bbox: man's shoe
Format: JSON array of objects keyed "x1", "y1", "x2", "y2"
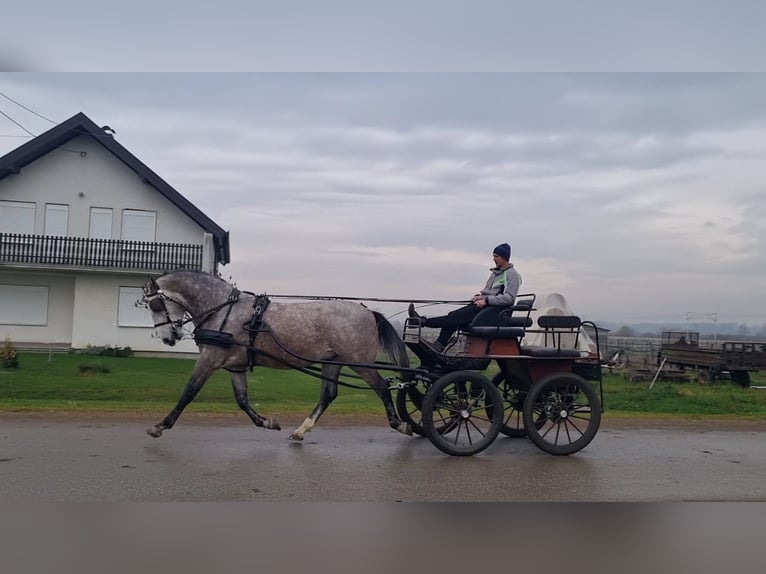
[{"x1": 408, "y1": 303, "x2": 421, "y2": 319}]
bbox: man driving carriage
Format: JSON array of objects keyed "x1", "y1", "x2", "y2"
[{"x1": 408, "y1": 242, "x2": 522, "y2": 352}]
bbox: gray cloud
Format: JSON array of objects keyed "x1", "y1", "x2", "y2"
[{"x1": 1, "y1": 73, "x2": 766, "y2": 325}]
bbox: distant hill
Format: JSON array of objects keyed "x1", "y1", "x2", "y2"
[{"x1": 594, "y1": 321, "x2": 763, "y2": 338}]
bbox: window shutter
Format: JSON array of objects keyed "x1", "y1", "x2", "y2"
[
  {"x1": 0, "y1": 201, "x2": 35, "y2": 234},
  {"x1": 0, "y1": 285, "x2": 48, "y2": 325},
  {"x1": 89, "y1": 208, "x2": 113, "y2": 239},
  {"x1": 121, "y1": 210, "x2": 156, "y2": 242},
  {"x1": 117, "y1": 287, "x2": 153, "y2": 327},
  {"x1": 45, "y1": 204, "x2": 69, "y2": 237}
]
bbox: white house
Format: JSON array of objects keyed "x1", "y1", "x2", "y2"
[{"x1": 0, "y1": 112, "x2": 230, "y2": 353}]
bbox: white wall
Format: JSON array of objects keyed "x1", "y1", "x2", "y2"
[
  {"x1": 0, "y1": 136, "x2": 205, "y2": 244},
  {"x1": 0, "y1": 270, "x2": 74, "y2": 344}
]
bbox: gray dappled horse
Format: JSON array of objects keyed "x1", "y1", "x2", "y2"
[{"x1": 142, "y1": 270, "x2": 412, "y2": 441}]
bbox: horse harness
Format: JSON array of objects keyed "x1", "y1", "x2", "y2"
[
  {"x1": 192, "y1": 290, "x2": 271, "y2": 372},
  {"x1": 148, "y1": 285, "x2": 271, "y2": 372}
]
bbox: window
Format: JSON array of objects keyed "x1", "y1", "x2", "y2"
[
  {"x1": 0, "y1": 200, "x2": 35, "y2": 234},
  {"x1": 45, "y1": 204, "x2": 69, "y2": 236},
  {"x1": 117, "y1": 287, "x2": 153, "y2": 327},
  {"x1": 89, "y1": 207, "x2": 113, "y2": 239},
  {"x1": 121, "y1": 210, "x2": 156, "y2": 243},
  {"x1": 0, "y1": 285, "x2": 48, "y2": 325}
]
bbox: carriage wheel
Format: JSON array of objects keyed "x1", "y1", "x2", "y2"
[
  {"x1": 396, "y1": 382, "x2": 428, "y2": 436},
  {"x1": 486, "y1": 372, "x2": 546, "y2": 438},
  {"x1": 731, "y1": 370, "x2": 751, "y2": 388},
  {"x1": 523, "y1": 373, "x2": 601, "y2": 456},
  {"x1": 422, "y1": 371, "x2": 503, "y2": 456},
  {"x1": 396, "y1": 381, "x2": 455, "y2": 437}
]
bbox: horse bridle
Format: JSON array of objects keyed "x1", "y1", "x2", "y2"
[
  {"x1": 142, "y1": 278, "x2": 190, "y2": 338},
  {"x1": 142, "y1": 277, "x2": 242, "y2": 341}
]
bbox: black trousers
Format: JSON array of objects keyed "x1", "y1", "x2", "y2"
[{"x1": 424, "y1": 304, "x2": 481, "y2": 346}]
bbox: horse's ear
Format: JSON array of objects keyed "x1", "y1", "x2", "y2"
[{"x1": 146, "y1": 276, "x2": 159, "y2": 295}]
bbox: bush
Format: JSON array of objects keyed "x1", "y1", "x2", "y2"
[
  {"x1": 78, "y1": 345, "x2": 134, "y2": 357},
  {"x1": 77, "y1": 362, "x2": 112, "y2": 374},
  {"x1": 1, "y1": 336, "x2": 19, "y2": 369}
]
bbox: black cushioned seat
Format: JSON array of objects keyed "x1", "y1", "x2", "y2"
[
  {"x1": 537, "y1": 315, "x2": 581, "y2": 329},
  {"x1": 520, "y1": 345, "x2": 583, "y2": 358},
  {"x1": 466, "y1": 300, "x2": 533, "y2": 339}
]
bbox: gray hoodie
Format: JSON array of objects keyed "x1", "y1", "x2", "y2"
[{"x1": 480, "y1": 264, "x2": 522, "y2": 306}]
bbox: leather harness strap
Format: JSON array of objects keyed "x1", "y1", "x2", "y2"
[{"x1": 246, "y1": 295, "x2": 271, "y2": 371}]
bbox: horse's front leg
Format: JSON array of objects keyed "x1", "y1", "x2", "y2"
[
  {"x1": 289, "y1": 364, "x2": 340, "y2": 441},
  {"x1": 229, "y1": 370, "x2": 281, "y2": 431},
  {"x1": 146, "y1": 359, "x2": 216, "y2": 438}
]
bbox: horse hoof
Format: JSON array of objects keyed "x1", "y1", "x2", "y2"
[
  {"x1": 267, "y1": 417, "x2": 281, "y2": 431},
  {"x1": 398, "y1": 422, "x2": 413, "y2": 436},
  {"x1": 289, "y1": 433, "x2": 304, "y2": 441},
  {"x1": 146, "y1": 426, "x2": 163, "y2": 438}
]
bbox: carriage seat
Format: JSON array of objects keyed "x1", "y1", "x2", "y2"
[
  {"x1": 519, "y1": 346, "x2": 583, "y2": 358},
  {"x1": 465, "y1": 298, "x2": 534, "y2": 340},
  {"x1": 520, "y1": 315, "x2": 584, "y2": 357}
]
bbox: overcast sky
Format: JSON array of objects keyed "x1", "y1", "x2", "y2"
[{"x1": 2, "y1": 73, "x2": 765, "y2": 327}]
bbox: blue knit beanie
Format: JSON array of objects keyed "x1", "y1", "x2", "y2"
[{"x1": 493, "y1": 243, "x2": 511, "y2": 260}]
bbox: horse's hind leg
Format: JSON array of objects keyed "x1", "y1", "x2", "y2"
[
  {"x1": 354, "y1": 366, "x2": 412, "y2": 436},
  {"x1": 289, "y1": 364, "x2": 340, "y2": 441},
  {"x1": 229, "y1": 370, "x2": 280, "y2": 431},
  {"x1": 147, "y1": 359, "x2": 215, "y2": 438}
]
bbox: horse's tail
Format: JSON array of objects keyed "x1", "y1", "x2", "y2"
[{"x1": 372, "y1": 311, "x2": 410, "y2": 373}]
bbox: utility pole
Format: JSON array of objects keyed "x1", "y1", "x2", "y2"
[{"x1": 686, "y1": 311, "x2": 718, "y2": 342}]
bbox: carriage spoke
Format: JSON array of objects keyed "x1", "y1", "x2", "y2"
[
  {"x1": 467, "y1": 418, "x2": 488, "y2": 438},
  {"x1": 505, "y1": 404, "x2": 524, "y2": 428},
  {"x1": 564, "y1": 417, "x2": 585, "y2": 438}
]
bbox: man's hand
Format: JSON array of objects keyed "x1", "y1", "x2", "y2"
[{"x1": 475, "y1": 298, "x2": 488, "y2": 308}]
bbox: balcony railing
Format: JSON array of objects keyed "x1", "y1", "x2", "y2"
[{"x1": 0, "y1": 233, "x2": 203, "y2": 272}]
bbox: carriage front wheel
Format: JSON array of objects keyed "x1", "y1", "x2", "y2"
[
  {"x1": 422, "y1": 371, "x2": 503, "y2": 456},
  {"x1": 523, "y1": 373, "x2": 601, "y2": 456}
]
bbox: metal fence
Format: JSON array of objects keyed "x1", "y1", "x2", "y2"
[{"x1": 0, "y1": 233, "x2": 203, "y2": 272}]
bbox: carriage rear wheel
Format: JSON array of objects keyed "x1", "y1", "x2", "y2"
[
  {"x1": 523, "y1": 373, "x2": 601, "y2": 456},
  {"x1": 422, "y1": 370, "x2": 503, "y2": 456},
  {"x1": 486, "y1": 372, "x2": 546, "y2": 437}
]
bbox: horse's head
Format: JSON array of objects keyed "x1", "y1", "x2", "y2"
[{"x1": 142, "y1": 276, "x2": 187, "y2": 346}]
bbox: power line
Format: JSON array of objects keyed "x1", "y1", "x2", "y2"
[
  {"x1": 0, "y1": 90, "x2": 57, "y2": 124},
  {"x1": 0, "y1": 108, "x2": 35, "y2": 137}
]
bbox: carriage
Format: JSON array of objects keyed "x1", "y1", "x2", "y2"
[
  {"x1": 142, "y1": 272, "x2": 604, "y2": 457},
  {"x1": 395, "y1": 294, "x2": 604, "y2": 456}
]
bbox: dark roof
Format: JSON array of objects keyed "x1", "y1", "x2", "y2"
[{"x1": 0, "y1": 112, "x2": 230, "y2": 264}]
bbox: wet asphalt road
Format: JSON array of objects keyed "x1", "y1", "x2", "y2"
[{"x1": 1, "y1": 413, "x2": 765, "y2": 501}]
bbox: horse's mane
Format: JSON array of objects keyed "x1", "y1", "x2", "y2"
[{"x1": 157, "y1": 269, "x2": 231, "y2": 285}]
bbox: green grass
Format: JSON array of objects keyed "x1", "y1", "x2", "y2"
[
  {"x1": 1, "y1": 352, "x2": 766, "y2": 418},
  {"x1": 0, "y1": 352, "x2": 388, "y2": 414},
  {"x1": 600, "y1": 373, "x2": 766, "y2": 418}
]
